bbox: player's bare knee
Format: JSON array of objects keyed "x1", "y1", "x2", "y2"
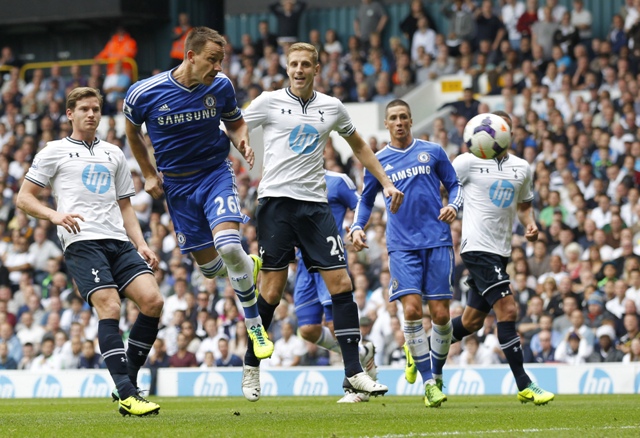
[
  {"x1": 92, "y1": 299, "x2": 121, "y2": 320},
  {"x1": 298, "y1": 324, "x2": 321, "y2": 343},
  {"x1": 403, "y1": 303, "x2": 422, "y2": 321},
  {"x1": 495, "y1": 300, "x2": 517, "y2": 322},
  {"x1": 139, "y1": 293, "x2": 164, "y2": 317}
]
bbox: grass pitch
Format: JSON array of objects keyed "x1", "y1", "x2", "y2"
[{"x1": 0, "y1": 395, "x2": 638, "y2": 437}]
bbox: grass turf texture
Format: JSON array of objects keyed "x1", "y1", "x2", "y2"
[{"x1": 0, "y1": 395, "x2": 638, "y2": 437}]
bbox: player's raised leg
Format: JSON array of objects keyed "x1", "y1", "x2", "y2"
[{"x1": 210, "y1": 223, "x2": 273, "y2": 360}]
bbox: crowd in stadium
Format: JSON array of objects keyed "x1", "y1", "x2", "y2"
[{"x1": 1, "y1": 0, "x2": 640, "y2": 379}]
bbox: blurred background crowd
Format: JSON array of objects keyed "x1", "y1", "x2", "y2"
[{"x1": 1, "y1": 0, "x2": 640, "y2": 383}]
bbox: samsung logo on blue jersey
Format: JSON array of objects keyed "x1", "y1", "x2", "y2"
[
  {"x1": 389, "y1": 165, "x2": 431, "y2": 183},
  {"x1": 157, "y1": 108, "x2": 217, "y2": 125}
]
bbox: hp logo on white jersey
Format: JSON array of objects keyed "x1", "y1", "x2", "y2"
[
  {"x1": 83, "y1": 164, "x2": 111, "y2": 194},
  {"x1": 289, "y1": 124, "x2": 320, "y2": 155},
  {"x1": 489, "y1": 180, "x2": 515, "y2": 208}
]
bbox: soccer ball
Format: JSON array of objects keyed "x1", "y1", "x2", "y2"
[{"x1": 463, "y1": 113, "x2": 511, "y2": 159}]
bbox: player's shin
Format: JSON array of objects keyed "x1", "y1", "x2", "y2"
[
  {"x1": 126, "y1": 313, "x2": 159, "y2": 387},
  {"x1": 99, "y1": 319, "x2": 137, "y2": 400},
  {"x1": 331, "y1": 291, "x2": 363, "y2": 377},
  {"x1": 430, "y1": 320, "x2": 452, "y2": 378},
  {"x1": 451, "y1": 315, "x2": 473, "y2": 343},
  {"x1": 497, "y1": 321, "x2": 531, "y2": 391},
  {"x1": 214, "y1": 230, "x2": 261, "y2": 324},
  {"x1": 404, "y1": 319, "x2": 433, "y2": 383},
  {"x1": 244, "y1": 294, "x2": 278, "y2": 367}
]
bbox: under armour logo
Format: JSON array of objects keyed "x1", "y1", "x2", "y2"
[
  {"x1": 69, "y1": 152, "x2": 79, "y2": 158},
  {"x1": 494, "y1": 266, "x2": 503, "y2": 280},
  {"x1": 501, "y1": 290, "x2": 509, "y2": 297},
  {"x1": 281, "y1": 108, "x2": 292, "y2": 114},
  {"x1": 319, "y1": 110, "x2": 325, "y2": 122},
  {"x1": 480, "y1": 168, "x2": 489, "y2": 173},
  {"x1": 105, "y1": 151, "x2": 112, "y2": 162},
  {"x1": 512, "y1": 168, "x2": 518, "y2": 179},
  {"x1": 338, "y1": 255, "x2": 345, "y2": 261},
  {"x1": 513, "y1": 346, "x2": 519, "y2": 352},
  {"x1": 121, "y1": 357, "x2": 126, "y2": 362},
  {"x1": 92, "y1": 268, "x2": 100, "y2": 283}
]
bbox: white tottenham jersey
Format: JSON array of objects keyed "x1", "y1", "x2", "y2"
[
  {"x1": 452, "y1": 152, "x2": 534, "y2": 257},
  {"x1": 24, "y1": 137, "x2": 135, "y2": 251},
  {"x1": 243, "y1": 88, "x2": 356, "y2": 202}
]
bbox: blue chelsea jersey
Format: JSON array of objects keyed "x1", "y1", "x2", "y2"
[
  {"x1": 123, "y1": 70, "x2": 243, "y2": 174},
  {"x1": 352, "y1": 139, "x2": 463, "y2": 251},
  {"x1": 325, "y1": 170, "x2": 359, "y2": 237}
]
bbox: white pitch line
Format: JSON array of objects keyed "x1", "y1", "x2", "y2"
[{"x1": 366, "y1": 425, "x2": 640, "y2": 438}]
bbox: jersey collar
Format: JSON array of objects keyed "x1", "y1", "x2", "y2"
[
  {"x1": 286, "y1": 87, "x2": 316, "y2": 113},
  {"x1": 386, "y1": 138, "x2": 416, "y2": 153},
  {"x1": 66, "y1": 136, "x2": 101, "y2": 152}
]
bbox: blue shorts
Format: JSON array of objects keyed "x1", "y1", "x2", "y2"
[
  {"x1": 388, "y1": 246, "x2": 454, "y2": 302},
  {"x1": 163, "y1": 160, "x2": 249, "y2": 254},
  {"x1": 293, "y1": 254, "x2": 333, "y2": 326}
]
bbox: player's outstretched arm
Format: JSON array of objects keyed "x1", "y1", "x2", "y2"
[
  {"x1": 125, "y1": 119, "x2": 164, "y2": 199},
  {"x1": 348, "y1": 228, "x2": 368, "y2": 252},
  {"x1": 16, "y1": 180, "x2": 84, "y2": 234},
  {"x1": 118, "y1": 198, "x2": 159, "y2": 269},
  {"x1": 517, "y1": 202, "x2": 539, "y2": 242},
  {"x1": 224, "y1": 118, "x2": 254, "y2": 170},
  {"x1": 344, "y1": 132, "x2": 404, "y2": 213}
]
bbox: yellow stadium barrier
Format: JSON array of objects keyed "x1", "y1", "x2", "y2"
[{"x1": 18, "y1": 57, "x2": 138, "y2": 82}]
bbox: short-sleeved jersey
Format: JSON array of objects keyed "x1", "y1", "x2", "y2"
[
  {"x1": 452, "y1": 152, "x2": 534, "y2": 257},
  {"x1": 123, "y1": 69, "x2": 242, "y2": 174},
  {"x1": 243, "y1": 88, "x2": 356, "y2": 202},
  {"x1": 352, "y1": 139, "x2": 463, "y2": 252},
  {"x1": 325, "y1": 170, "x2": 359, "y2": 237},
  {"x1": 24, "y1": 137, "x2": 135, "y2": 251}
]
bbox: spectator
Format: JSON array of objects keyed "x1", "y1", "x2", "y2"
[
  {"x1": 269, "y1": 321, "x2": 306, "y2": 367},
  {"x1": 0, "y1": 342, "x2": 17, "y2": 369},
  {"x1": 532, "y1": 329, "x2": 556, "y2": 363},
  {"x1": 475, "y1": 0, "x2": 506, "y2": 54},
  {"x1": 269, "y1": 0, "x2": 307, "y2": 40},
  {"x1": 215, "y1": 337, "x2": 243, "y2": 367},
  {"x1": 554, "y1": 331, "x2": 588, "y2": 364},
  {"x1": 354, "y1": 0, "x2": 388, "y2": 52},
  {"x1": 94, "y1": 26, "x2": 138, "y2": 79},
  {"x1": 31, "y1": 337, "x2": 62, "y2": 371},
  {"x1": 169, "y1": 332, "x2": 199, "y2": 367},
  {"x1": 439, "y1": 88, "x2": 480, "y2": 122},
  {"x1": 102, "y1": 60, "x2": 131, "y2": 115},
  {"x1": 622, "y1": 338, "x2": 640, "y2": 362},
  {"x1": 28, "y1": 227, "x2": 62, "y2": 285},
  {"x1": 441, "y1": 0, "x2": 475, "y2": 55},
  {"x1": 538, "y1": 0, "x2": 567, "y2": 23},
  {"x1": 532, "y1": 7, "x2": 560, "y2": 59},
  {"x1": 0, "y1": 321, "x2": 23, "y2": 364},
  {"x1": 587, "y1": 324, "x2": 624, "y2": 362},
  {"x1": 570, "y1": 0, "x2": 593, "y2": 42},
  {"x1": 253, "y1": 21, "x2": 279, "y2": 59},
  {"x1": 411, "y1": 16, "x2": 437, "y2": 62},
  {"x1": 145, "y1": 338, "x2": 170, "y2": 395},
  {"x1": 618, "y1": 312, "x2": 640, "y2": 354},
  {"x1": 16, "y1": 311, "x2": 45, "y2": 349},
  {"x1": 502, "y1": 0, "x2": 526, "y2": 50},
  {"x1": 169, "y1": 13, "x2": 192, "y2": 68},
  {"x1": 517, "y1": 0, "x2": 539, "y2": 39},
  {"x1": 609, "y1": 14, "x2": 627, "y2": 54},
  {"x1": 200, "y1": 350, "x2": 216, "y2": 368},
  {"x1": 459, "y1": 334, "x2": 499, "y2": 366}
]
